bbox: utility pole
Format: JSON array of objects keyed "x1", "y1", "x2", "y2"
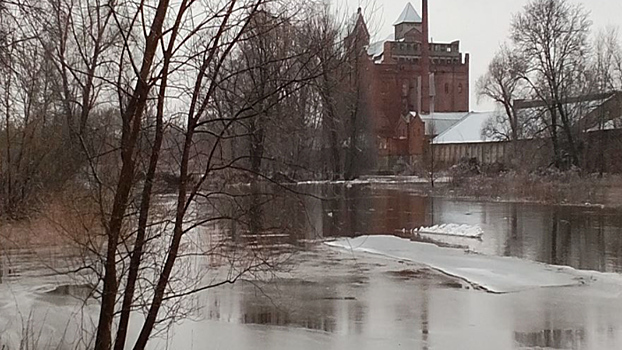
[{"x1": 429, "y1": 72, "x2": 436, "y2": 188}]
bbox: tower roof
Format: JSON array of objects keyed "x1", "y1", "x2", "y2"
[{"x1": 394, "y1": 2, "x2": 422, "y2": 25}]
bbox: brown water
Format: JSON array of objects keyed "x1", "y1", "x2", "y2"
[
  {"x1": 157, "y1": 246, "x2": 622, "y2": 350},
  {"x1": 285, "y1": 184, "x2": 622, "y2": 273},
  {"x1": 3, "y1": 183, "x2": 622, "y2": 349}
]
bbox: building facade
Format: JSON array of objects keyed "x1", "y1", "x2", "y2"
[{"x1": 349, "y1": 1, "x2": 470, "y2": 170}]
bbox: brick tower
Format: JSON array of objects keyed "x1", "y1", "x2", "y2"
[{"x1": 356, "y1": 1, "x2": 470, "y2": 169}]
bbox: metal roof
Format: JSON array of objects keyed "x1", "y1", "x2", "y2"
[
  {"x1": 415, "y1": 112, "x2": 469, "y2": 136},
  {"x1": 394, "y1": 2, "x2": 422, "y2": 25},
  {"x1": 432, "y1": 112, "x2": 499, "y2": 144}
]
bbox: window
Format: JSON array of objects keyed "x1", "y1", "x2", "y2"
[
  {"x1": 458, "y1": 83, "x2": 463, "y2": 94},
  {"x1": 402, "y1": 81, "x2": 409, "y2": 96},
  {"x1": 379, "y1": 140, "x2": 387, "y2": 150},
  {"x1": 398, "y1": 125, "x2": 407, "y2": 139},
  {"x1": 445, "y1": 83, "x2": 449, "y2": 94}
]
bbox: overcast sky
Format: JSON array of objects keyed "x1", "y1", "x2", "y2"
[{"x1": 340, "y1": 0, "x2": 622, "y2": 111}]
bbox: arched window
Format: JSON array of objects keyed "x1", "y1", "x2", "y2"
[{"x1": 402, "y1": 81, "x2": 409, "y2": 97}]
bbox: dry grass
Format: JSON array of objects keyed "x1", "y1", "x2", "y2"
[
  {"x1": 0, "y1": 188, "x2": 104, "y2": 250},
  {"x1": 439, "y1": 171, "x2": 622, "y2": 208}
]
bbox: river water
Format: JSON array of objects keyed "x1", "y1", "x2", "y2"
[
  {"x1": 2, "y1": 183, "x2": 622, "y2": 349},
  {"x1": 303, "y1": 185, "x2": 622, "y2": 273}
]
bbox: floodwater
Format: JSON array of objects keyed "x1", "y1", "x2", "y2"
[
  {"x1": 291, "y1": 184, "x2": 622, "y2": 273},
  {"x1": 3, "y1": 183, "x2": 622, "y2": 349}
]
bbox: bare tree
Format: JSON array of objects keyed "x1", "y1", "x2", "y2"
[
  {"x1": 342, "y1": 7, "x2": 374, "y2": 180},
  {"x1": 592, "y1": 27, "x2": 622, "y2": 92},
  {"x1": 0, "y1": 5, "x2": 71, "y2": 218},
  {"x1": 511, "y1": 0, "x2": 591, "y2": 168},
  {"x1": 587, "y1": 28, "x2": 622, "y2": 175},
  {"x1": 91, "y1": 1, "x2": 327, "y2": 349},
  {"x1": 218, "y1": 6, "x2": 321, "y2": 181},
  {"x1": 312, "y1": 3, "x2": 344, "y2": 179},
  {"x1": 477, "y1": 45, "x2": 528, "y2": 142},
  {"x1": 0, "y1": 1, "x2": 381, "y2": 349},
  {"x1": 310, "y1": 4, "x2": 376, "y2": 180}
]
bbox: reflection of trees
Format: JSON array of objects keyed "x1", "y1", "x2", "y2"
[
  {"x1": 248, "y1": 181, "x2": 264, "y2": 237},
  {"x1": 420, "y1": 279, "x2": 430, "y2": 350},
  {"x1": 514, "y1": 329, "x2": 585, "y2": 349},
  {"x1": 544, "y1": 208, "x2": 613, "y2": 271},
  {"x1": 323, "y1": 185, "x2": 370, "y2": 238},
  {"x1": 230, "y1": 186, "x2": 622, "y2": 272},
  {"x1": 597, "y1": 215, "x2": 606, "y2": 271},
  {"x1": 215, "y1": 282, "x2": 369, "y2": 334},
  {"x1": 323, "y1": 185, "x2": 344, "y2": 238},
  {"x1": 345, "y1": 186, "x2": 361, "y2": 237},
  {"x1": 548, "y1": 209, "x2": 572, "y2": 266},
  {"x1": 225, "y1": 182, "x2": 318, "y2": 249},
  {"x1": 614, "y1": 215, "x2": 622, "y2": 273},
  {"x1": 504, "y1": 203, "x2": 524, "y2": 257},
  {"x1": 559, "y1": 218, "x2": 572, "y2": 267},
  {"x1": 323, "y1": 187, "x2": 431, "y2": 238}
]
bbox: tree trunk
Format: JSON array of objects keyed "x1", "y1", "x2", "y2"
[
  {"x1": 320, "y1": 60, "x2": 341, "y2": 180},
  {"x1": 132, "y1": 119, "x2": 193, "y2": 350},
  {"x1": 113, "y1": 43, "x2": 170, "y2": 350},
  {"x1": 94, "y1": 1, "x2": 170, "y2": 349},
  {"x1": 556, "y1": 102, "x2": 580, "y2": 168},
  {"x1": 549, "y1": 107, "x2": 561, "y2": 168}
]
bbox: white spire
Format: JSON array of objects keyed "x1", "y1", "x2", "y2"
[{"x1": 394, "y1": 2, "x2": 422, "y2": 25}]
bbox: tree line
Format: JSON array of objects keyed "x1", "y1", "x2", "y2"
[
  {"x1": 0, "y1": 0, "x2": 374, "y2": 219},
  {"x1": 0, "y1": 0, "x2": 376, "y2": 349},
  {"x1": 477, "y1": 0, "x2": 622, "y2": 171}
]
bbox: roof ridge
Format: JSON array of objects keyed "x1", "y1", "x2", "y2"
[
  {"x1": 394, "y1": 2, "x2": 422, "y2": 25},
  {"x1": 434, "y1": 112, "x2": 472, "y2": 140}
]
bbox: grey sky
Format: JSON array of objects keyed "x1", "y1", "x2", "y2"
[{"x1": 343, "y1": 0, "x2": 622, "y2": 111}]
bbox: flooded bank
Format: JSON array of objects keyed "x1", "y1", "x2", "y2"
[
  {"x1": 290, "y1": 184, "x2": 622, "y2": 273},
  {"x1": 152, "y1": 246, "x2": 622, "y2": 350},
  {"x1": 3, "y1": 183, "x2": 622, "y2": 349}
]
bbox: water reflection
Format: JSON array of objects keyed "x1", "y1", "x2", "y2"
[
  {"x1": 515, "y1": 329, "x2": 586, "y2": 349},
  {"x1": 182, "y1": 247, "x2": 622, "y2": 350},
  {"x1": 4, "y1": 184, "x2": 622, "y2": 349},
  {"x1": 215, "y1": 184, "x2": 622, "y2": 272},
  {"x1": 276, "y1": 185, "x2": 622, "y2": 273},
  {"x1": 200, "y1": 254, "x2": 443, "y2": 344}
]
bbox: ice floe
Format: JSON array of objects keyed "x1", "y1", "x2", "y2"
[
  {"x1": 325, "y1": 235, "x2": 622, "y2": 294},
  {"x1": 414, "y1": 223, "x2": 484, "y2": 239}
]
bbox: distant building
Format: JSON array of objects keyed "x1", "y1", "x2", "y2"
[
  {"x1": 348, "y1": 1, "x2": 470, "y2": 171},
  {"x1": 432, "y1": 91, "x2": 622, "y2": 172}
]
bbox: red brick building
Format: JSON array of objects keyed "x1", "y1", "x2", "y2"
[{"x1": 349, "y1": 1, "x2": 470, "y2": 170}]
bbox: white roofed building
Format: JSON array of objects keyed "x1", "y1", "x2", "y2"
[{"x1": 348, "y1": 2, "x2": 471, "y2": 172}]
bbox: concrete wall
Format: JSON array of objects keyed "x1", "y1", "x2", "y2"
[
  {"x1": 433, "y1": 141, "x2": 510, "y2": 167},
  {"x1": 581, "y1": 129, "x2": 622, "y2": 173},
  {"x1": 432, "y1": 130, "x2": 622, "y2": 173}
]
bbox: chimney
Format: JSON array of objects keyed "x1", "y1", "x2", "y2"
[
  {"x1": 429, "y1": 72, "x2": 436, "y2": 116},
  {"x1": 417, "y1": 76, "x2": 422, "y2": 116},
  {"x1": 422, "y1": 0, "x2": 429, "y2": 43},
  {"x1": 422, "y1": 0, "x2": 430, "y2": 113}
]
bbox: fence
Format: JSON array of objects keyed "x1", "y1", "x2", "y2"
[{"x1": 432, "y1": 129, "x2": 622, "y2": 173}]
